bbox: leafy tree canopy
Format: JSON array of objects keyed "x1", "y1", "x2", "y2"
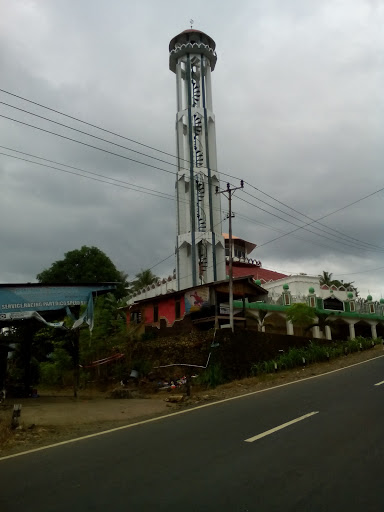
[
  {"x1": 286, "y1": 303, "x2": 316, "y2": 327},
  {"x1": 36, "y1": 246, "x2": 128, "y2": 298}
]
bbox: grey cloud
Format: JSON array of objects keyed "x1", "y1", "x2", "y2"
[{"x1": 0, "y1": 0, "x2": 383, "y2": 299}]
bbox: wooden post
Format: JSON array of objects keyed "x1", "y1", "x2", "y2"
[
  {"x1": 71, "y1": 305, "x2": 81, "y2": 399},
  {"x1": 22, "y1": 324, "x2": 34, "y2": 398},
  {"x1": 11, "y1": 404, "x2": 22, "y2": 429},
  {"x1": 73, "y1": 330, "x2": 80, "y2": 398},
  {"x1": 186, "y1": 370, "x2": 191, "y2": 397}
]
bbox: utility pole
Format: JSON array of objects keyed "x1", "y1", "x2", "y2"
[{"x1": 216, "y1": 180, "x2": 244, "y2": 332}]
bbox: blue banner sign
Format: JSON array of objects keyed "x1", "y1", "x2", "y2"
[{"x1": 0, "y1": 285, "x2": 115, "y2": 314}]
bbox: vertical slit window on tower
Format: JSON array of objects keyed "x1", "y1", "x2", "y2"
[{"x1": 153, "y1": 305, "x2": 159, "y2": 323}]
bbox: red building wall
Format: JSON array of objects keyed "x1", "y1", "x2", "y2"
[{"x1": 126, "y1": 295, "x2": 186, "y2": 328}]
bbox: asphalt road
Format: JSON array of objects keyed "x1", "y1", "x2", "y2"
[{"x1": 1, "y1": 356, "x2": 384, "y2": 512}]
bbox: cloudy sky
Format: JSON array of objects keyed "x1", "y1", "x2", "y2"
[{"x1": 0, "y1": 0, "x2": 383, "y2": 298}]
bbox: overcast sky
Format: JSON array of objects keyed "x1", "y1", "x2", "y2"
[{"x1": 0, "y1": 0, "x2": 383, "y2": 299}]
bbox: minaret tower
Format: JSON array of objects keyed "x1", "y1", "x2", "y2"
[{"x1": 169, "y1": 28, "x2": 225, "y2": 290}]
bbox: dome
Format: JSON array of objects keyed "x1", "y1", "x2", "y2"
[
  {"x1": 347, "y1": 292, "x2": 354, "y2": 299},
  {"x1": 169, "y1": 29, "x2": 217, "y2": 72},
  {"x1": 367, "y1": 295, "x2": 372, "y2": 301},
  {"x1": 169, "y1": 29, "x2": 216, "y2": 52},
  {"x1": 254, "y1": 279, "x2": 262, "y2": 286},
  {"x1": 283, "y1": 284, "x2": 289, "y2": 290},
  {"x1": 308, "y1": 287, "x2": 315, "y2": 294},
  {"x1": 380, "y1": 298, "x2": 384, "y2": 304}
]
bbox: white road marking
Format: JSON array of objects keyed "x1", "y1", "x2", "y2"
[
  {"x1": 244, "y1": 411, "x2": 319, "y2": 443},
  {"x1": 1, "y1": 354, "x2": 383, "y2": 462},
  {"x1": 374, "y1": 380, "x2": 384, "y2": 386}
]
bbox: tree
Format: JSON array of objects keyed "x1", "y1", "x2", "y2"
[
  {"x1": 286, "y1": 303, "x2": 336, "y2": 337},
  {"x1": 319, "y1": 271, "x2": 333, "y2": 286},
  {"x1": 37, "y1": 246, "x2": 128, "y2": 299},
  {"x1": 133, "y1": 269, "x2": 158, "y2": 291},
  {"x1": 319, "y1": 271, "x2": 359, "y2": 296},
  {"x1": 286, "y1": 303, "x2": 316, "y2": 329}
]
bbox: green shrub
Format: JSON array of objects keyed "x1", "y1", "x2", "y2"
[
  {"x1": 39, "y1": 347, "x2": 72, "y2": 387},
  {"x1": 197, "y1": 363, "x2": 224, "y2": 388},
  {"x1": 306, "y1": 342, "x2": 328, "y2": 363},
  {"x1": 251, "y1": 337, "x2": 378, "y2": 377}
]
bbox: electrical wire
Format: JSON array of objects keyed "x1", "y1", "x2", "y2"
[
  {"x1": 0, "y1": 100, "x2": 183, "y2": 171},
  {"x1": 0, "y1": 145, "x2": 234, "y2": 217},
  {"x1": 255, "y1": 186, "x2": 384, "y2": 250},
  {"x1": 2, "y1": 142, "x2": 379, "y2": 265},
  {"x1": 0, "y1": 113, "x2": 178, "y2": 176},
  {"x1": 236, "y1": 195, "x2": 384, "y2": 254},
  {"x1": 0, "y1": 92, "x2": 238, "y2": 182},
  {"x1": 0, "y1": 89, "x2": 380, "y2": 253},
  {"x1": 0, "y1": 87, "x2": 188, "y2": 162},
  {"x1": 240, "y1": 189, "x2": 384, "y2": 252},
  {"x1": 0, "y1": 144, "x2": 175, "y2": 198},
  {"x1": 244, "y1": 181, "x2": 384, "y2": 251},
  {"x1": 0, "y1": 151, "x2": 175, "y2": 200},
  {"x1": 1, "y1": 89, "x2": 382, "y2": 262}
]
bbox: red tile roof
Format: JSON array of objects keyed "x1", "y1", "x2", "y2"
[{"x1": 228, "y1": 263, "x2": 287, "y2": 283}]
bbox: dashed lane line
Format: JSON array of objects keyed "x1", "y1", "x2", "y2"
[{"x1": 244, "y1": 411, "x2": 319, "y2": 443}]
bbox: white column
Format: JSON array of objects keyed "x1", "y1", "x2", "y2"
[
  {"x1": 371, "y1": 323, "x2": 378, "y2": 339},
  {"x1": 286, "y1": 320, "x2": 294, "y2": 335},
  {"x1": 349, "y1": 323, "x2": 356, "y2": 340},
  {"x1": 325, "y1": 325, "x2": 332, "y2": 340},
  {"x1": 312, "y1": 326, "x2": 320, "y2": 338}
]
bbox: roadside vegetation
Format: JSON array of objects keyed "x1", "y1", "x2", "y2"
[{"x1": 251, "y1": 337, "x2": 380, "y2": 376}]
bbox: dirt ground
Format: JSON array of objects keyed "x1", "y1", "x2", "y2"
[{"x1": 1, "y1": 345, "x2": 383, "y2": 457}]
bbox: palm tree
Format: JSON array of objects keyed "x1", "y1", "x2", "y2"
[
  {"x1": 319, "y1": 271, "x2": 333, "y2": 286},
  {"x1": 133, "y1": 269, "x2": 159, "y2": 291},
  {"x1": 318, "y1": 272, "x2": 358, "y2": 295}
]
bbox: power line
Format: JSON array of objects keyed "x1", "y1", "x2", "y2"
[
  {"x1": 1, "y1": 89, "x2": 380, "y2": 253},
  {"x1": 142, "y1": 184, "x2": 384, "y2": 276},
  {"x1": 1, "y1": 89, "x2": 382, "y2": 259},
  {"x1": 0, "y1": 145, "x2": 365, "y2": 274},
  {"x1": 0, "y1": 151, "x2": 175, "y2": 200},
  {"x1": 2, "y1": 145, "x2": 347, "y2": 266},
  {"x1": 2, "y1": 143, "x2": 381, "y2": 268},
  {"x1": 233, "y1": 211, "x2": 371, "y2": 255},
  {"x1": 0, "y1": 113, "x2": 179, "y2": 176},
  {"x1": 0, "y1": 144, "x2": 174, "y2": 199},
  {"x1": 0, "y1": 91, "x2": 239, "y2": 183},
  {"x1": 241, "y1": 188, "x2": 384, "y2": 252},
  {"x1": 0, "y1": 100, "x2": 183, "y2": 171},
  {"x1": 0, "y1": 111, "x2": 239, "y2": 193},
  {"x1": 0, "y1": 145, "x2": 233, "y2": 217},
  {"x1": 245, "y1": 181, "x2": 384, "y2": 251},
  {"x1": 3, "y1": 141, "x2": 373, "y2": 259},
  {"x1": 337, "y1": 266, "x2": 384, "y2": 276},
  {"x1": 0, "y1": 88, "x2": 182, "y2": 161},
  {"x1": 255, "y1": 186, "x2": 384, "y2": 250},
  {"x1": 239, "y1": 191, "x2": 369, "y2": 252},
  {"x1": 237, "y1": 195, "x2": 384, "y2": 254}
]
